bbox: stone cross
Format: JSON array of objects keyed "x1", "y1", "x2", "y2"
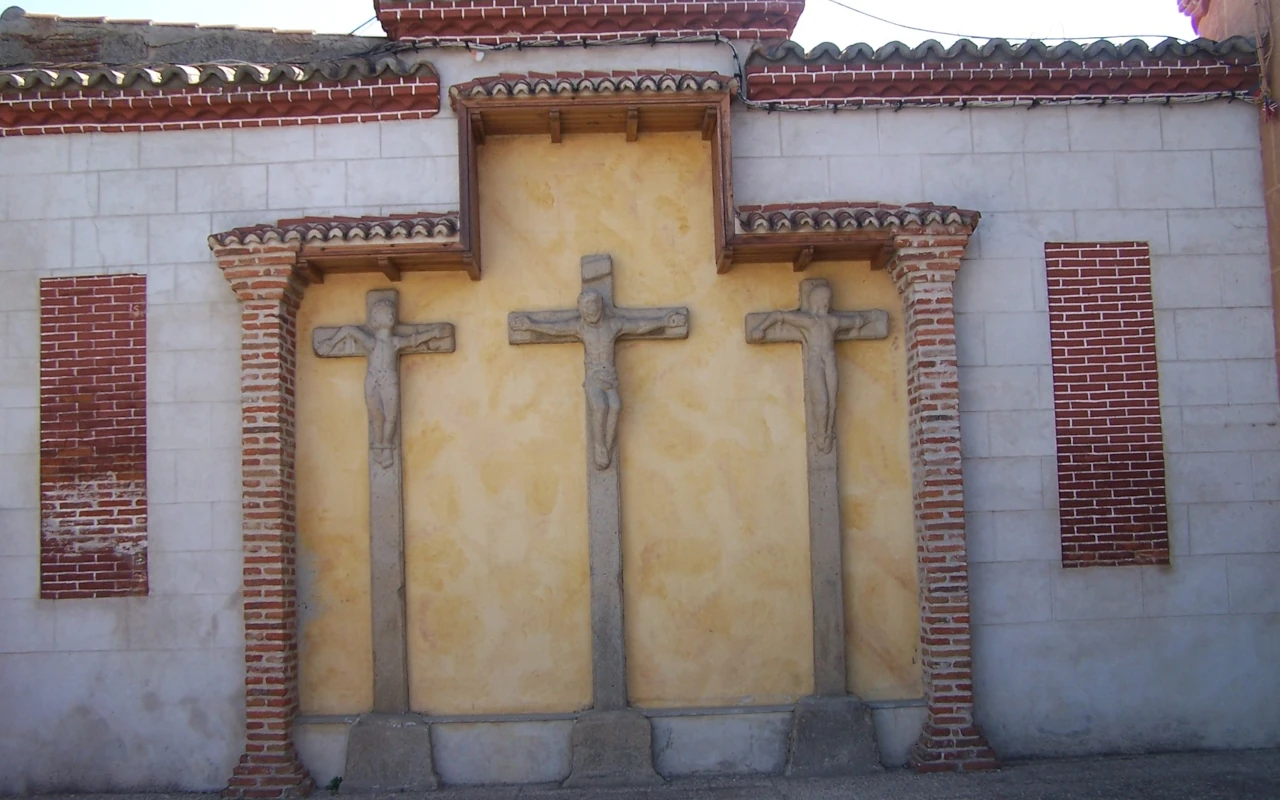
[
  {"x1": 509, "y1": 254, "x2": 689, "y2": 712},
  {"x1": 746, "y1": 278, "x2": 888, "y2": 697},
  {"x1": 313, "y1": 289, "x2": 455, "y2": 715}
]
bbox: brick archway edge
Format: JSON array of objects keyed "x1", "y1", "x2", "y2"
[{"x1": 212, "y1": 225, "x2": 993, "y2": 796}]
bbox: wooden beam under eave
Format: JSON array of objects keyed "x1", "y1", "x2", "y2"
[
  {"x1": 716, "y1": 246, "x2": 735, "y2": 274},
  {"x1": 549, "y1": 110, "x2": 562, "y2": 144},
  {"x1": 625, "y1": 108, "x2": 639, "y2": 143},
  {"x1": 297, "y1": 259, "x2": 324, "y2": 285},
  {"x1": 792, "y1": 246, "x2": 815, "y2": 273},
  {"x1": 701, "y1": 107, "x2": 717, "y2": 142},
  {"x1": 377, "y1": 256, "x2": 403, "y2": 283},
  {"x1": 471, "y1": 111, "x2": 487, "y2": 146},
  {"x1": 462, "y1": 252, "x2": 480, "y2": 281},
  {"x1": 871, "y1": 243, "x2": 895, "y2": 270}
]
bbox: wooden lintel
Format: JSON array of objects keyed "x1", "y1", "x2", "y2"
[
  {"x1": 871, "y1": 243, "x2": 895, "y2": 271},
  {"x1": 377, "y1": 256, "x2": 403, "y2": 283},
  {"x1": 701, "y1": 107, "x2": 717, "y2": 142},
  {"x1": 792, "y1": 246, "x2": 815, "y2": 273},
  {"x1": 471, "y1": 111, "x2": 487, "y2": 146},
  {"x1": 625, "y1": 108, "x2": 639, "y2": 143},
  {"x1": 549, "y1": 110, "x2": 562, "y2": 144}
]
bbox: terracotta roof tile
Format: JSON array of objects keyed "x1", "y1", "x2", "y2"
[
  {"x1": 449, "y1": 70, "x2": 736, "y2": 102},
  {"x1": 737, "y1": 203, "x2": 981, "y2": 233},
  {"x1": 209, "y1": 213, "x2": 460, "y2": 248}
]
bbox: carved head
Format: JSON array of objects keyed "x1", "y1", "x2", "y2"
[
  {"x1": 578, "y1": 290, "x2": 605, "y2": 325},
  {"x1": 369, "y1": 299, "x2": 397, "y2": 330},
  {"x1": 806, "y1": 282, "x2": 832, "y2": 315}
]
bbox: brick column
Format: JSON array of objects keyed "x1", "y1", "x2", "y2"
[
  {"x1": 214, "y1": 243, "x2": 314, "y2": 799},
  {"x1": 888, "y1": 229, "x2": 997, "y2": 773}
]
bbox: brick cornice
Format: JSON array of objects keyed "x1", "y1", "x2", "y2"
[{"x1": 374, "y1": 0, "x2": 805, "y2": 43}]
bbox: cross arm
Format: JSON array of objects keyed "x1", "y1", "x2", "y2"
[
  {"x1": 314, "y1": 324, "x2": 374, "y2": 358},
  {"x1": 745, "y1": 310, "x2": 804, "y2": 344},
  {"x1": 395, "y1": 323, "x2": 456, "y2": 354},
  {"x1": 832, "y1": 310, "x2": 890, "y2": 341},
  {"x1": 615, "y1": 306, "x2": 690, "y2": 341},
  {"x1": 508, "y1": 309, "x2": 582, "y2": 345}
]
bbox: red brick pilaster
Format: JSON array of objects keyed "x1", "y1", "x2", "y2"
[
  {"x1": 215, "y1": 243, "x2": 313, "y2": 799},
  {"x1": 888, "y1": 230, "x2": 997, "y2": 773}
]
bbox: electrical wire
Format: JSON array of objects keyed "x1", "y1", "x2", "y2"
[
  {"x1": 347, "y1": 15, "x2": 378, "y2": 36},
  {"x1": 819, "y1": 0, "x2": 1194, "y2": 43}
]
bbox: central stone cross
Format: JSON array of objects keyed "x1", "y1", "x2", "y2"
[
  {"x1": 509, "y1": 253, "x2": 689, "y2": 785},
  {"x1": 746, "y1": 278, "x2": 888, "y2": 776}
]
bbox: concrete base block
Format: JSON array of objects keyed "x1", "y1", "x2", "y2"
[
  {"x1": 434, "y1": 720, "x2": 573, "y2": 785},
  {"x1": 563, "y1": 710, "x2": 663, "y2": 787},
  {"x1": 870, "y1": 703, "x2": 928, "y2": 768},
  {"x1": 784, "y1": 696, "x2": 881, "y2": 778},
  {"x1": 340, "y1": 714, "x2": 438, "y2": 793},
  {"x1": 652, "y1": 712, "x2": 791, "y2": 777}
]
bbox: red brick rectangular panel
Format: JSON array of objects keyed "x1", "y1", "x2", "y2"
[
  {"x1": 1045, "y1": 243, "x2": 1170, "y2": 568},
  {"x1": 40, "y1": 274, "x2": 148, "y2": 599}
]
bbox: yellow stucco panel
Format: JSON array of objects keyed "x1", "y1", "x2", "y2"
[{"x1": 295, "y1": 131, "x2": 920, "y2": 716}]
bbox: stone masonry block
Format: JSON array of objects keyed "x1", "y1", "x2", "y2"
[
  {"x1": 1168, "y1": 453, "x2": 1255, "y2": 505},
  {"x1": 1052, "y1": 567, "x2": 1144, "y2": 621},
  {"x1": 733, "y1": 156, "x2": 828, "y2": 204},
  {"x1": 959, "y1": 411, "x2": 990, "y2": 458},
  {"x1": 0, "y1": 555, "x2": 37, "y2": 599},
  {"x1": 173, "y1": 447, "x2": 240, "y2": 503},
  {"x1": 0, "y1": 135, "x2": 70, "y2": 175},
  {"x1": 964, "y1": 456, "x2": 1046, "y2": 512},
  {"x1": 781, "y1": 111, "x2": 878, "y2": 156},
  {"x1": 1117, "y1": 152, "x2": 1214, "y2": 209},
  {"x1": 1160, "y1": 102, "x2": 1260, "y2": 150},
  {"x1": 434, "y1": 720, "x2": 572, "y2": 785},
  {"x1": 1252, "y1": 452, "x2": 1280, "y2": 501},
  {"x1": 150, "y1": 551, "x2": 241, "y2": 596},
  {"x1": 1169, "y1": 208, "x2": 1268, "y2": 255},
  {"x1": 985, "y1": 410, "x2": 1056, "y2": 457},
  {"x1": 380, "y1": 118, "x2": 459, "y2": 158},
  {"x1": 148, "y1": 214, "x2": 215, "y2": 265},
  {"x1": 1025, "y1": 153, "x2": 1118, "y2": 210},
  {"x1": 149, "y1": 402, "x2": 213, "y2": 451},
  {"x1": 1226, "y1": 554, "x2": 1280, "y2": 613},
  {"x1": 51, "y1": 599, "x2": 129, "y2": 651},
  {"x1": 1212, "y1": 149, "x2": 1266, "y2": 208},
  {"x1": 784, "y1": 696, "x2": 880, "y2": 777},
  {"x1": 1228, "y1": 360, "x2": 1280, "y2": 405},
  {"x1": 341, "y1": 715, "x2": 438, "y2": 792},
  {"x1": 100, "y1": 169, "x2": 176, "y2": 215},
  {"x1": 954, "y1": 258, "x2": 1037, "y2": 312},
  {"x1": 1074, "y1": 210, "x2": 1171, "y2": 254},
  {"x1": 1152, "y1": 256, "x2": 1226, "y2": 308},
  {"x1": 3, "y1": 173, "x2": 98, "y2": 220},
  {"x1": 69, "y1": 133, "x2": 140, "y2": 173},
  {"x1": 989, "y1": 509, "x2": 1061, "y2": 562},
  {"x1": 0, "y1": 599, "x2": 55, "y2": 653},
  {"x1": 652, "y1": 712, "x2": 790, "y2": 777},
  {"x1": 346, "y1": 157, "x2": 458, "y2": 206},
  {"x1": 126, "y1": 593, "x2": 242, "y2": 650},
  {"x1": 1188, "y1": 501, "x2": 1280, "y2": 554},
  {"x1": 1159, "y1": 360, "x2": 1230, "y2": 407},
  {"x1": 564, "y1": 710, "x2": 662, "y2": 787},
  {"x1": 1221, "y1": 256, "x2": 1276, "y2": 307},
  {"x1": 232, "y1": 126, "x2": 316, "y2": 164},
  {"x1": 828, "y1": 156, "x2": 924, "y2": 205},
  {"x1": 970, "y1": 213, "x2": 1076, "y2": 258},
  {"x1": 730, "y1": 109, "x2": 780, "y2": 157},
  {"x1": 72, "y1": 217, "x2": 149, "y2": 269},
  {"x1": 268, "y1": 162, "x2": 347, "y2": 210},
  {"x1": 958, "y1": 365, "x2": 1049, "y2": 412},
  {"x1": 1140, "y1": 556, "x2": 1230, "y2": 618},
  {"x1": 971, "y1": 106, "x2": 1069, "y2": 153},
  {"x1": 140, "y1": 128, "x2": 235, "y2": 168},
  {"x1": 177, "y1": 165, "x2": 267, "y2": 213},
  {"x1": 316, "y1": 123, "x2": 381, "y2": 161},
  {"x1": 148, "y1": 502, "x2": 214, "y2": 553},
  {"x1": 1066, "y1": 104, "x2": 1162, "y2": 151},
  {"x1": 1, "y1": 406, "x2": 36, "y2": 455},
  {"x1": 876, "y1": 107, "x2": 972, "y2": 154},
  {"x1": 970, "y1": 561, "x2": 1054, "y2": 625},
  {"x1": 1174, "y1": 308, "x2": 1275, "y2": 360},
  {"x1": 922, "y1": 153, "x2": 1028, "y2": 211},
  {"x1": 983, "y1": 312, "x2": 1050, "y2": 366}
]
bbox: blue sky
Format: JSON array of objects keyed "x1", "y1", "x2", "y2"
[{"x1": 12, "y1": 0, "x2": 1197, "y2": 46}]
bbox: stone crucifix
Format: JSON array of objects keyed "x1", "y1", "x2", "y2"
[
  {"x1": 509, "y1": 254, "x2": 688, "y2": 786},
  {"x1": 746, "y1": 279, "x2": 889, "y2": 699},
  {"x1": 314, "y1": 289, "x2": 455, "y2": 715}
]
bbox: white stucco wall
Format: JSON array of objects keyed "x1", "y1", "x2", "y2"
[
  {"x1": 1, "y1": 39, "x2": 1276, "y2": 790},
  {"x1": 732, "y1": 99, "x2": 1280, "y2": 755}
]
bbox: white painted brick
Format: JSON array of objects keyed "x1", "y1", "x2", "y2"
[
  {"x1": 958, "y1": 365, "x2": 1049, "y2": 412},
  {"x1": 1141, "y1": 557, "x2": 1229, "y2": 617},
  {"x1": 1168, "y1": 208, "x2": 1267, "y2": 255},
  {"x1": 986, "y1": 410, "x2": 1056, "y2": 457},
  {"x1": 0, "y1": 555, "x2": 37, "y2": 599},
  {"x1": 989, "y1": 509, "x2": 1061, "y2": 562},
  {"x1": 1052, "y1": 566, "x2": 1144, "y2": 621},
  {"x1": 955, "y1": 312, "x2": 984, "y2": 366},
  {"x1": 346, "y1": 157, "x2": 458, "y2": 207},
  {"x1": 211, "y1": 501, "x2": 242, "y2": 552},
  {"x1": 1180, "y1": 404, "x2": 1280, "y2": 453},
  {"x1": 2, "y1": 406, "x2": 36, "y2": 456},
  {"x1": 966, "y1": 511, "x2": 997, "y2": 562},
  {"x1": 1066, "y1": 105, "x2": 1162, "y2": 151},
  {"x1": 3, "y1": 173, "x2": 98, "y2": 220},
  {"x1": 177, "y1": 165, "x2": 268, "y2": 213},
  {"x1": 148, "y1": 213, "x2": 213, "y2": 265},
  {"x1": 953, "y1": 258, "x2": 1037, "y2": 312},
  {"x1": 1227, "y1": 554, "x2": 1280, "y2": 613},
  {"x1": 780, "y1": 111, "x2": 878, "y2": 156},
  {"x1": 1169, "y1": 452, "x2": 1256, "y2": 505},
  {"x1": 380, "y1": 119, "x2": 459, "y2": 158},
  {"x1": 827, "y1": 156, "x2": 923, "y2": 205},
  {"x1": 1252, "y1": 452, "x2": 1280, "y2": 501},
  {"x1": 971, "y1": 107, "x2": 1069, "y2": 153},
  {"x1": 1227, "y1": 360, "x2": 1280, "y2": 406},
  {"x1": 0, "y1": 136, "x2": 69, "y2": 175},
  {"x1": 0, "y1": 600, "x2": 55, "y2": 653},
  {"x1": 1116, "y1": 152, "x2": 1214, "y2": 210},
  {"x1": 921, "y1": 154, "x2": 1027, "y2": 212},
  {"x1": 1158, "y1": 360, "x2": 1229, "y2": 407},
  {"x1": 126, "y1": 593, "x2": 242, "y2": 650},
  {"x1": 99, "y1": 170, "x2": 176, "y2": 216},
  {"x1": 174, "y1": 352, "x2": 240, "y2": 403},
  {"x1": 1151, "y1": 256, "x2": 1222, "y2": 309},
  {"x1": 315, "y1": 123, "x2": 381, "y2": 161},
  {"x1": 69, "y1": 132, "x2": 140, "y2": 172},
  {"x1": 1025, "y1": 153, "x2": 1118, "y2": 210},
  {"x1": 730, "y1": 109, "x2": 781, "y2": 157},
  {"x1": 971, "y1": 561, "x2": 1053, "y2": 624},
  {"x1": 1212, "y1": 149, "x2": 1265, "y2": 208},
  {"x1": 150, "y1": 402, "x2": 213, "y2": 451},
  {"x1": 1174, "y1": 308, "x2": 1275, "y2": 360},
  {"x1": 5, "y1": 310, "x2": 36, "y2": 359},
  {"x1": 0, "y1": 273, "x2": 37, "y2": 312},
  {"x1": 52, "y1": 599, "x2": 130, "y2": 651},
  {"x1": 174, "y1": 447, "x2": 241, "y2": 503},
  {"x1": 72, "y1": 216, "x2": 149, "y2": 269},
  {"x1": 151, "y1": 551, "x2": 242, "y2": 596},
  {"x1": 140, "y1": 129, "x2": 234, "y2": 168},
  {"x1": 0, "y1": 509, "x2": 36, "y2": 556},
  {"x1": 268, "y1": 161, "x2": 347, "y2": 210},
  {"x1": 959, "y1": 411, "x2": 990, "y2": 458},
  {"x1": 1220, "y1": 255, "x2": 1274, "y2": 307},
  {"x1": 732, "y1": 157, "x2": 828, "y2": 204},
  {"x1": 983, "y1": 312, "x2": 1050, "y2": 366},
  {"x1": 233, "y1": 127, "x2": 316, "y2": 164},
  {"x1": 0, "y1": 454, "x2": 36, "y2": 508},
  {"x1": 969, "y1": 212, "x2": 1075, "y2": 258},
  {"x1": 965, "y1": 456, "x2": 1046, "y2": 511},
  {"x1": 876, "y1": 108, "x2": 972, "y2": 154},
  {"x1": 1160, "y1": 102, "x2": 1259, "y2": 151},
  {"x1": 149, "y1": 502, "x2": 214, "y2": 553},
  {"x1": 1073, "y1": 210, "x2": 1170, "y2": 255},
  {"x1": 1188, "y1": 501, "x2": 1280, "y2": 554},
  {"x1": 149, "y1": 303, "x2": 212, "y2": 352}
]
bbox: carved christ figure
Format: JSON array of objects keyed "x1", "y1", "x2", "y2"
[
  {"x1": 509, "y1": 256, "x2": 689, "y2": 470},
  {"x1": 314, "y1": 291, "x2": 455, "y2": 468},
  {"x1": 747, "y1": 280, "x2": 889, "y2": 454}
]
